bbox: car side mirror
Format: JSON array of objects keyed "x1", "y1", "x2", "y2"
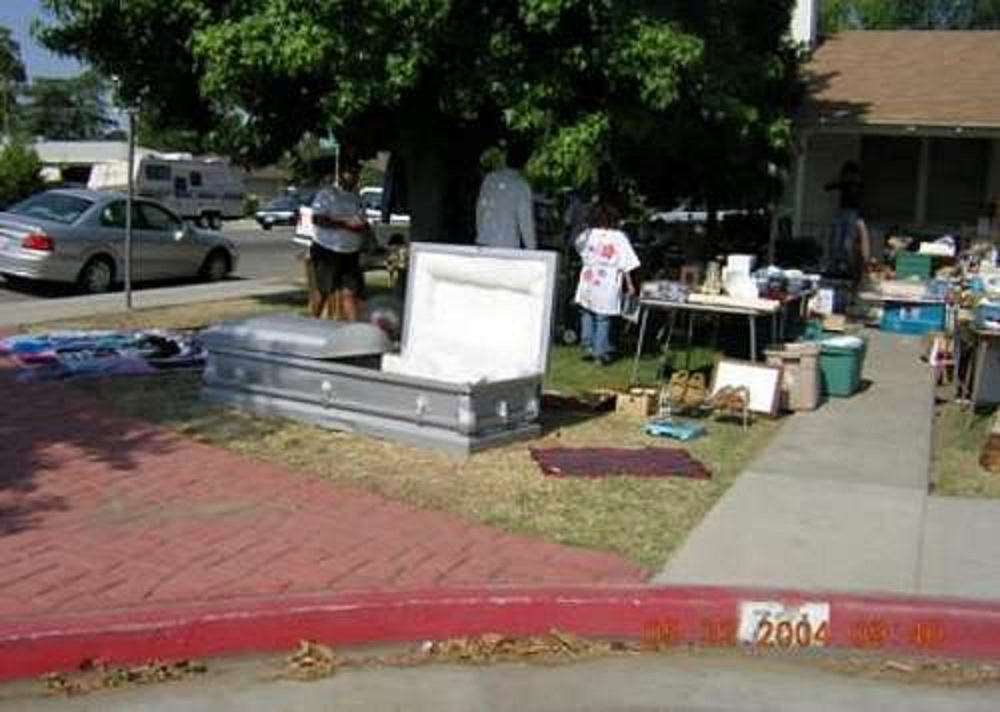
[{"x1": 173, "y1": 226, "x2": 189, "y2": 241}]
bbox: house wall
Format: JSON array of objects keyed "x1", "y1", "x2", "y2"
[{"x1": 786, "y1": 132, "x2": 1000, "y2": 241}]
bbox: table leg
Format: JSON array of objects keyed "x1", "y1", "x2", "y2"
[
  {"x1": 686, "y1": 311, "x2": 696, "y2": 370},
  {"x1": 971, "y1": 338, "x2": 987, "y2": 407},
  {"x1": 629, "y1": 306, "x2": 650, "y2": 385},
  {"x1": 664, "y1": 309, "x2": 677, "y2": 355},
  {"x1": 749, "y1": 315, "x2": 758, "y2": 362}
]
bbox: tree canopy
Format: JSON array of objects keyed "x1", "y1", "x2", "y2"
[
  {"x1": 16, "y1": 70, "x2": 115, "y2": 140},
  {"x1": 0, "y1": 25, "x2": 27, "y2": 137},
  {"x1": 38, "y1": 1, "x2": 802, "y2": 236}
]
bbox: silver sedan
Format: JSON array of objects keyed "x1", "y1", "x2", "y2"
[{"x1": 0, "y1": 188, "x2": 240, "y2": 294}]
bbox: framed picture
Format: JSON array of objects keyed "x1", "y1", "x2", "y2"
[{"x1": 710, "y1": 359, "x2": 781, "y2": 415}]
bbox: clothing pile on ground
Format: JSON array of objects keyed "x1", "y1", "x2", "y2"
[{"x1": 0, "y1": 329, "x2": 205, "y2": 382}]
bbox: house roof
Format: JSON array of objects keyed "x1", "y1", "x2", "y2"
[
  {"x1": 32, "y1": 141, "x2": 155, "y2": 165},
  {"x1": 800, "y1": 31, "x2": 1000, "y2": 131}
]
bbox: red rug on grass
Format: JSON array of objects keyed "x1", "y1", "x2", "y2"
[{"x1": 529, "y1": 447, "x2": 711, "y2": 480}]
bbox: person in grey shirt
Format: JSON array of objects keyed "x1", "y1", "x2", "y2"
[{"x1": 475, "y1": 147, "x2": 536, "y2": 249}]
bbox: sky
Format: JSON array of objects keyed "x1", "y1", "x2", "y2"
[{"x1": 0, "y1": 0, "x2": 83, "y2": 79}]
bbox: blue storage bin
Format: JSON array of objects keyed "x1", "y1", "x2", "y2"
[
  {"x1": 976, "y1": 301, "x2": 1000, "y2": 328},
  {"x1": 880, "y1": 302, "x2": 945, "y2": 335}
]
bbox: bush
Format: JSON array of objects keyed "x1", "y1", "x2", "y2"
[
  {"x1": 243, "y1": 193, "x2": 260, "y2": 217},
  {"x1": 0, "y1": 141, "x2": 45, "y2": 208}
]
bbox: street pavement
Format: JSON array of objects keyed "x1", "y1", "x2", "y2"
[
  {"x1": 3, "y1": 651, "x2": 999, "y2": 711},
  {"x1": 0, "y1": 223, "x2": 302, "y2": 309},
  {"x1": 656, "y1": 332, "x2": 1000, "y2": 599}
]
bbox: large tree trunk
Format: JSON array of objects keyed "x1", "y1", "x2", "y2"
[{"x1": 394, "y1": 112, "x2": 490, "y2": 244}]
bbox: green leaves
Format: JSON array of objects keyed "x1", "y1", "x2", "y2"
[
  {"x1": 526, "y1": 113, "x2": 608, "y2": 189},
  {"x1": 612, "y1": 19, "x2": 703, "y2": 110},
  {"x1": 0, "y1": 141, "x2": 44, "y2": 207}
]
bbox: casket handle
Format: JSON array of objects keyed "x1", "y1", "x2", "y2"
[
  {"x1": 321, "y1": 380, "x2": 335, "y2": 407},
  {"x1": 415, "y1": 394, "x2": 430, "y2": 424}
]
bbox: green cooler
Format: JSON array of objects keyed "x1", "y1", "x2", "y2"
[{"x1": 819, "y1": 335, "x2": 866, "y2": 397}]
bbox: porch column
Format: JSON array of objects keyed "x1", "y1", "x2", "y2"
[
  {"x1": 792, "y1": 133, "x2": 810, "y2": 236},
  {"x1": 915, "y1": 136, "x2": 930, "y2": 226}
]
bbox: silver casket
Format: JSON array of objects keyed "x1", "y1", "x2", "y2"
[{"x1": 200, "y1": 243, "x2": 559, "y2": 453}]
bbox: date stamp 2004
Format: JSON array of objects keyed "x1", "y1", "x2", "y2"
[{"x1": 640, "y1": 600, "x2": 948, "y2": 653}]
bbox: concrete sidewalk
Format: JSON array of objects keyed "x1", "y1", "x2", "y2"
[
  {"x1": 0, "y1": 278, "x2": 301, "y2": 328},
  {"x1": 656, "y1": 331, "x2": 1000, "y2": 599}
]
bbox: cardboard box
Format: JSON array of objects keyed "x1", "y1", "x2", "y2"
[
  {"x1": 592, "y1": 387, "x2": 659, "y2": 417},
  {"x1": 822, "y1": 314, "x2": 848, "y2": 332}
]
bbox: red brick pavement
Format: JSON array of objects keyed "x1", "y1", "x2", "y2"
[{"x1": 0, "y1": 364, "x2": 647, "y2": 622}]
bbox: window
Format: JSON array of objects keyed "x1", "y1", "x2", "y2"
[
  {"x1": 927, "y1": 138, "x2": 989, "y2": 225},
  {"x1": 144, "y1": 163, "x2": 172, "y2": 181},
  {"x1": 9, "y1": 192, "x2": 94, "y2": 225},
  {"x1": 361, "y1": 191, "x2": 382, "y2": 213},
  {"x1": 860, "y1": 137, "x2": 920, "y2": 223},
  {"x1": 138, "y1": 202, "x2": 182, "y2": 232},
  {"x1": 100, "y1": 201, "x2": 127, "y2": 228},
  {"x1": 174, "y1": 177, "x2": 189, "y2": 196},
  {"x1": 190, "y1": 171, "x2": 203, "y2": 187}
]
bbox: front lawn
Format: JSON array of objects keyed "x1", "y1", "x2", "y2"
[
  {"x1": 933, "y1": 401, "x2": 1000, "y2": 498},
  {"x1": 41, "y1": 294, "x2": 781, "y2": 570}
]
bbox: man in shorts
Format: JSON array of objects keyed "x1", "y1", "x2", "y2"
[{"x1": 309, "y1": 167, "x2": 370, "y2": 321}]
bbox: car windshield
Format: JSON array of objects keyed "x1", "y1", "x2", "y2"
[
  {"x1": 266, "y1": 198, "x2": 298, "y2": 210},
  {"x1": 8, "y1": 192, "x2": 94, "y2": 225}
]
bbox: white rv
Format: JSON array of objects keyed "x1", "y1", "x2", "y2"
[{"x1": 88, "y1": 153, "x2": 245, "y2": 229}]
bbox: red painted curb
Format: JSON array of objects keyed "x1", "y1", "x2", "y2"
[{"x1": 2, "y1": 585, "x2": 1000, "y2": 681}]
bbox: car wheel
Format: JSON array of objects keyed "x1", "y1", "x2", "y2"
[
  {"x1": 261, "y1": 222, "x2": 273, "y2": 231},
  {"x1": 195, "y1": 214, "x2": 208, "y2": 229},
  {"x1": 200, "y1": 250, "x2": 230, "y2": 282},
  {"x1": 208, "y1": 213, "x2": 223, "y2": 230},
  {"x1": 2, "y1": 274, "x2": 28, "y2": 290},
  {"x1": 77, "y1": 256, "x2": 115, "y2": 294}
]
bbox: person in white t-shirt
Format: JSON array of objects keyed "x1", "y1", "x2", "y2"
[{"x1": 573, "y1": 202, "x2": 640, "y2": 365}]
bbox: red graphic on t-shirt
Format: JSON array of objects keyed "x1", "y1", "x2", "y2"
[
  {"x1": 582, "y1": 268, "x2": 595, "y2": 283},
  {"x1": 599, "y1": 242, "x2": 618, "y2": 260}
]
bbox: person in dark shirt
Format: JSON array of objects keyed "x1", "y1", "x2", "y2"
[{"x1": 825, "y1": 161, "x2": 864, "y2": 275}]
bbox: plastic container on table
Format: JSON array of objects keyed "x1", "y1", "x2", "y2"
[
  {"x1": 880, "y1": 302, "x2": 946, "y2": 335},
  {"x1": 895, "y1": 253, "x2": 933, "y2": 280},
  {"x1": 818, "y1": 335, "x2": 866, "y2": 397}
]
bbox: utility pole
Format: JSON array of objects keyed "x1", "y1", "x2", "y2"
[{"x1": 125, "y1": 107, "x2": 136, "y2": 310}]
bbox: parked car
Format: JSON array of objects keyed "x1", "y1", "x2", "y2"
[
  {"x1": 0, "y1": 188, "x2": 239, "y2": 294},
  {"x1": 255, "y1": 196, "x2": 302, "y2": 230},
  {"x1": 359, "y1": 186, "x2": 410, "y2": 252},
  {"x1": 650, "y1": 201, "x2": 762, "y2": 225}
]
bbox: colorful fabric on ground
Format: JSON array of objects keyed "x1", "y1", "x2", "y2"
[
  {"x1": 529, "y1": 447, "x2": 710, "y2": 480},
  {"x1": 0, "y1": 330, "x2": 205, "y2": 382}
]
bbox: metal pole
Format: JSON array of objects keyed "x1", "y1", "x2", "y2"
[
  {"x1": 334, "y1": 144, "x2": 340, "y2": 188},
  {"x1": 125, "y1": 108, "x2": 136, "y2": 310}
]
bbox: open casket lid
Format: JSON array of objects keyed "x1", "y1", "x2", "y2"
[
  {"x1": 383, "y1": 243, "x2": 559, "y2": 383},
  {"x1": 201, "y1": 313, "x2": 390, "y2": 359}
]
